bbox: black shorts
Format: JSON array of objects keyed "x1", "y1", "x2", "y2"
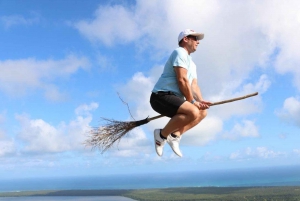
[{"x1": 150, "y1": 91, "x2": 185, "y2": 118}]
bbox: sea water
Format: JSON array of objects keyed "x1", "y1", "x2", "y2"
[
  {"x1": 1, "y1": 165, "x2": 300, "y2": 194},
  {"x1": 0, "y1": 197, "x2": 136, "y2": 201}
]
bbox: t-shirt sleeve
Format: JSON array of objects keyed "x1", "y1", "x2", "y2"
[{"x1": 172, "y1": 49, "x2": 188, "y2": 69}]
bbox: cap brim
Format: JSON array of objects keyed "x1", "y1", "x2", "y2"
[{"x1": 190, "y1": 33, "x2": 204, "y2": 40}]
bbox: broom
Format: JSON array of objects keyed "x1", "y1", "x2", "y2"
[{"x1": 85, "y1": 92, "x2": 258, "y2": 153}]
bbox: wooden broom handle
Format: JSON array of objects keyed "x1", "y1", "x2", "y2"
[
  {"x1": 210, "y1": 92, "x2": 258, "y2": 106},
  {"x1": 147, "y1": 92, "x2": 258, "y2": 122}
]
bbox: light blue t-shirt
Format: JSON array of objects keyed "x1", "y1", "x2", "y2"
[{"x1": 152, "y1": 47, "x2": 197, "y2": 98}]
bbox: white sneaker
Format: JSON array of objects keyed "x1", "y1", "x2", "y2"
[
  {"x1": 167, "y1": 134, "x2": 183, "y2": 157},
  {"x1": 154, "y1": 129, "x2": 166, "y2": 156}
]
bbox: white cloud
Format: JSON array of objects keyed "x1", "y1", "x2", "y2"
[
  {"x1": 74, "y1": 0, "x2": 300, "y2": 95},
  {"x1": 118, "y1": 71, "x2": 155, "y2": 119},
  {"x1": 75, "y1": 102, "x2": 99, "y2": 116},
  {"x1": 16, "y1": 102, "x2": 98, "y2": 154},
  {"x1": 43, "y1": 85, "x2": 68, "y2": 102},
  {"x1": 0, "y1": 13, "x2": 40, "y2": 29},
  {"x1": 0, "y1": 130, "x2": 5, "y2": 140},
  {"x1": 0, "y1": 112, "x2": 16, "y2": 157},
  {"x1": 208, "y1": 75, "x2": 268, "y2": 120},
  {"x1": 0, "y1": 140, "x2": 15, "y2": 157},
  {"x1": 0, "y1": 54, "x2": 89, "y2": 100},
  {"x1": 108, "y1": 127, "x2": 152, "y2": 157},
  {"x1": 243, "y1": 75, "x2": 271, "y2": 95},
  {"x1": 255, "y1": 0, "x2": 300, "y2": 90},
  {"x1": 276, "y1": 96, "x2": 300, "y2": 126},
  {"x1": 0, "y1": 112, "x2": 5, "y2": 137},
  {"x1": 95, "y1": 53, "x2": 117, "y2": 72},
  {"x1": 16, "y1": 114, "x2": 71, "y2": 153},
  {"x1": 230, "y1": 146, "x2": 285, "y2": 160},
  {"x1": 181, "y1": 116, "x2": 223, "y2": 146},
  {"x1": 223, "y1": 120, "x2": 260, "y2": 140},
  {"x1": 293, "y1": 149, "x2": 300, "y2": 155},
  {"x1": 74, "y1": 5, "x2": 141, "y2": 46}
]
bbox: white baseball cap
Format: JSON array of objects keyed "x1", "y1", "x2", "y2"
[{"x1": 178, "y1": 29, "x2": 204, "y2": 42}]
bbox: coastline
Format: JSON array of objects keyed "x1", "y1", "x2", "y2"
[{"x1": 1, "y1": 187, "x2": 300, "y2": 200}]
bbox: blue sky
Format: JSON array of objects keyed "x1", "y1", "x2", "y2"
[{"x1": 0, "y1": 0, "x2": 300, "y2": 180}]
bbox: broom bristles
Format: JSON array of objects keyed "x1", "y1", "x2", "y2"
[{"x1": 85, "y1": 118, "x2": 138, "y2": 153}]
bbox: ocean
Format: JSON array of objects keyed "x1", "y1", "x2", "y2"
[
  {"x1": 1, "y1": 165, "x2": 300, "y2": 200},
  {"x1": 0, "y1": 197, "x2": 136, "y2": 201}
]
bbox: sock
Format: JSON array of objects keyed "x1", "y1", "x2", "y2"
[
  {"x1": 171, "y1": 133, "x2": 178, "y2": 138},
  {"x1": 160, "y1": 130, "x2": 167, "y2": 140}
]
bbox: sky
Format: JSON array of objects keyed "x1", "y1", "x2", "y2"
[{"x1": 0, "y1": 0, "x2": 300, "y2": 180}]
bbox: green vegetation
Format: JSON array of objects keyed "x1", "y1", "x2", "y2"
[
  {"x1": 1, "y1": 187, "x2": 300, "y2": 201},
  {"x1": 124, "y1": 187, "x2": 300, "y2": 201}
]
